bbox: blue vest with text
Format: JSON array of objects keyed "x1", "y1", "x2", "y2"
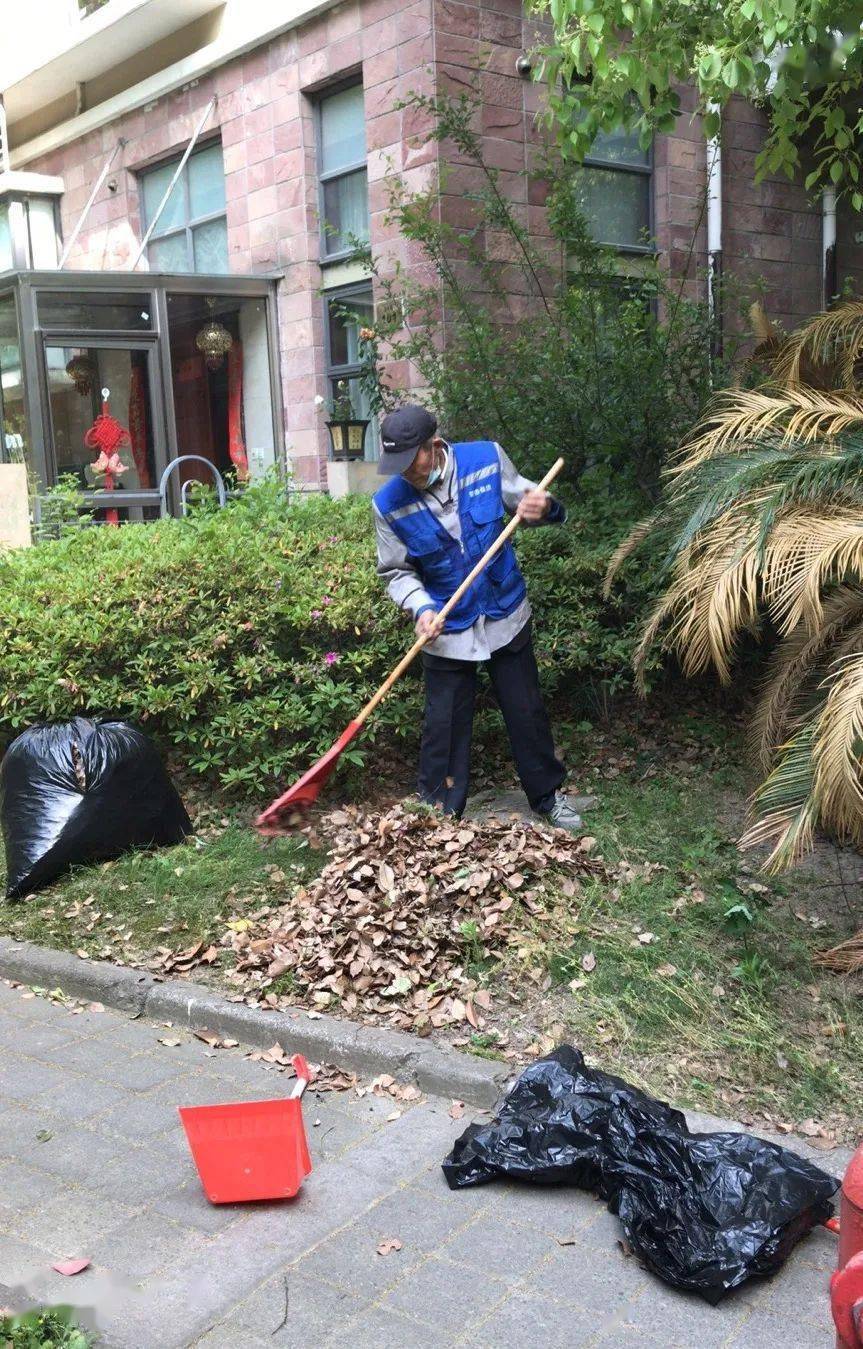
[{"x1": 374, "y1": 440, "x2": 527, "y2": 632}]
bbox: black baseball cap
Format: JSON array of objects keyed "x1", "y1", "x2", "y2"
[{"x1": 377, "y1": 405, "x2": 438, "y2": 475}]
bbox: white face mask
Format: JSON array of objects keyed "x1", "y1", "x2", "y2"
[{"x1": 424, "y1": 448, "x2": 447, "y2": 489}]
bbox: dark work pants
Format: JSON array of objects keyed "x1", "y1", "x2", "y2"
[{"x1": 418, "y1": 621, "x2": 565, "y2": 817}]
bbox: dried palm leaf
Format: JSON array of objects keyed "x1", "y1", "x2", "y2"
[
  {"x1": 811, "y1": 651, "x2": 863, "y2": 844},
  {"x1": 771, "y1": 300, "x2": 863, "y2": 391},
  {"x1": 603, "y1": 514, "x2": 658, "y2": 597},
  {"x1": 750, "y1": 587, "x2": 863, "y2": 774},
  {"x1": 670, "y1": 387, "x2": 863, "y2": 476},
  {"x1": 814, "y1": 930, "x2": 863, "y2": 974},
  {"x1": 740, "y1": 722, "x2": 819, "y2": 871}
]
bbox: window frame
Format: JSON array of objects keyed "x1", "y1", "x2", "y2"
[
  {"x1": 138, "y1": 139, "x2": 228, "y2": 274},
  {"x1": 581, "y1": 130, "x2": 655, "y2": 257},
  {"x1": 322, "y1": 280, "x2": 376, "y2": 459},
  {"x1": 314, "y1": 76, "x2": 369, "y2": 266}
]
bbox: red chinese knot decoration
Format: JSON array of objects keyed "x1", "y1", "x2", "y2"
[{"x1": 85, "y1": 389, "x2": 129, "y2": 527}]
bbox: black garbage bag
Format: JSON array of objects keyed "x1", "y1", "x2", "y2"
[
  {"x1": 1, "y1": 717, "x2": 192, "y2": 899},
  {"x1": 442, "y1": 1046, "x2": 838, "y2": 1303}
]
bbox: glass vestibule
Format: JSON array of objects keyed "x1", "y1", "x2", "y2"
[{"x1": 0, "y1": 271, "x2": 283, "y2": 518}]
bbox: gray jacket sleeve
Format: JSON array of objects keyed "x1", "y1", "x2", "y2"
[
  {"x1": 373, "y1": 503, "x2": 436, "y2": 618},
  {"x1": 496, "y1": 443, "x2": 566, "y2": 524}
]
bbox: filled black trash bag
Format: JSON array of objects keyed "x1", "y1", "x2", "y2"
[
  {"x1": 442, "y1": 1045, "x2": 838, "y2": 1303},
  {"x1": 1, "y1": 717, "x2": 192, "y2": 899}
]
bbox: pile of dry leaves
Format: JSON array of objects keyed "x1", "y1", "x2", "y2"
[{"x1": 221, "y1": 803, "x2": 605, "y2": 1032}]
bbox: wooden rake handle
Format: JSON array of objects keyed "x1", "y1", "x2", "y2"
[{"x1": 356, "y1": 457, "x2": 565, "y2": 728}]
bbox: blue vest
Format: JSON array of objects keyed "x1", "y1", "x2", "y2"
[{"x1": 374, "y1": 440, "x2": 527, "y2": 632}]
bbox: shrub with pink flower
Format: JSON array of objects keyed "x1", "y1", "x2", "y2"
[{"x1": 324, "y1": 652, "x2": 339, "y2": 666}]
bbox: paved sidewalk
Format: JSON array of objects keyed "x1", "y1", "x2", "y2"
[{"x1": 0, "y1": 978, "x2": 842, "y2": 1348}]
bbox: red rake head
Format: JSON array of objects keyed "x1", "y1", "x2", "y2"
[{"x1": 255, "y1": 720, "x2": 362, "y2": 836}]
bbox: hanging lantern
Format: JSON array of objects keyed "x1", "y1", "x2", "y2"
[
  {"x1": 65, "y1": 353, "x2": 96, "y2": 397},
  {"x1": 195, "y1": 298, "x2": 233, "y2": 372}
]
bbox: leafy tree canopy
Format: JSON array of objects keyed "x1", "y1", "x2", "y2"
[{"x1": 531, "y1": 0, "x2": 863, "y2": 208}]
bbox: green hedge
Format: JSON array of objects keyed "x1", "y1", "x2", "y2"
[{"x1": 0, "y1": 482, "x2": 656, "y2": 794}]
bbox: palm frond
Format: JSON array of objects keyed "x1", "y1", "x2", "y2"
[
  {"x1": 740, "y1": 721, "x2": 819, "y2": 872},
  {"x1": 811, "y1": 651, "x2": 863, "y2": 843},
  {"x1": 771, "y1": 300, "x2": 863, "y2": 390},
  {"x1": 603, "y1": 514, "x2": 658, "y2": 596},
  {"x1": 762, "y1": 511, "x2": 863, "y2": 635},
  {"x1": 750, "y1": 587, "x2": 863, "y2": 774},
  {"x1": 668, "y1": 387, "x2": 863, "y2": 476}
]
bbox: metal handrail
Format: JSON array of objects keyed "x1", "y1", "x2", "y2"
[{"x1": 158, "y1": 455, "x2": 227, "y2": 519}]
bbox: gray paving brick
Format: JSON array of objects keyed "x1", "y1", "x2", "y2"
[
  {"x1": 23, "y1": 1125, "x2": 122, "y2": 1185},
  {"x1": 0, "y1": 1232, "x2": 51, "y2": 1284},
  {"x1": 485, "y1": 1180, "x2": 602, "y2": 1238},
  {"x1": 337, "y1": 1306, "x2": 443, "y2": 1348},
  {"x1": 113, "y1": 1052, "x2": 189, "y2": 1094},
  {"x1": 2, "y1": 1022, "x2": 83, "y2": 1057},
  {"x1": 753, "y1": 1257, "x2": 831, "y2": 1322},
  {"x1": 357, "y1": 1184, "x2": 475, "y2": 1257},
  {"x1": 380, "y1": 1254, "x2": 511, "y2": 1334},
  {"x1": 795, "y1": 1225, "x2": 839, "y2": 1275},
  {"x1": 724, "y1": 1310, "x2": 824, "y2": 1349},
  {"x1": 0, "y1": 1057, "x2": 70, "y2": 1103},
  {"x1": 88, "y1": 1210, "x2": 206, "y2": 1281},
  {"x1": 221, "y1": 1269, "x2": 367, "y2": 1345},
  {"x1": 91, "y1": 1142, "x2": 194, "y2": 1203},
  {"x1": 440, "y1": 1210, "x2": 559, "y2": 1281},
  {"x1": 0, "y1": 1159, "x2": 59, "y2": 1215},
  {"x1": 470, "y1": 1288, "x2": 601, "y2": 1348},
  {"x1": 35, "y1": 1038, "x2": 140, "y2": 1079},
  {"x1": 95, "y1": 1095, "x2": 178, "y2": 1142},
  {"x1": 10, "y1": 1189, "x2": 140, "y2": 1258},
  {"x1": 0, "y1": 1104, "x2": 66, "y2": 1156},
  {"x1": 151, "y1": 1180, "x2": 250, "y2": 1236},
  {"x1": 193, "y1": 1327, "x2": 266, "y2": 1348},
  {"x1": 622, "y1": 1284, "x2": 754, "y2": 1348},
  {"x1": 30, "y1": 1072, "x2": 129, "y2": 1122},
  {"x1": 525, "y1": 1244, "x2": 650, "y2": 1313},
  {"x1": 292, "y1": 1222, "x2": 423, "y2": 1298},
  {"x1": 592, "y1": 1321, "x2": 683, "y2": 1348},
  {"x1": 4, "y1": 994, "x2": 81, "y2": 1025},
  {"x1": 307, "y1": 1108, "x2": 378, "y2": 1163}
]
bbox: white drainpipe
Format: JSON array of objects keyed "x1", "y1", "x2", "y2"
[
  {"x1": 822, "y1": 186, "x2": 837, "y2": 309},
  {"x1": 706, "y1": 105, "x2": 723, "y2": 361}
]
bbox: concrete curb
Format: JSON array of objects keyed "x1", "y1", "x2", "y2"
[{"x1": 0, "y1": 936, "x2": 509, "y2": 1108}]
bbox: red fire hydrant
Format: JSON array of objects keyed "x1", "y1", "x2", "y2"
[{"x1": 832, "y1": 1142, "x2": 863, "y2": 1348}]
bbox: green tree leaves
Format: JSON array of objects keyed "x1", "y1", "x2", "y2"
[{"x1": 534, "y1": 0, "x2": 863, "y2": 206}]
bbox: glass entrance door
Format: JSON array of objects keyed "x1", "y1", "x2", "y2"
[{"x1": 42, "y1": 341, "x2": 164, "y2": 521}]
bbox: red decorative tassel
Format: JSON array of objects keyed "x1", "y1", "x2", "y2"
[{"x1": 85, "y1": 394, "x2": 129, "y2": 527}]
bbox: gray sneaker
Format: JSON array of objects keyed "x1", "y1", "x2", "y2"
[{"x1": 537, "y1": 792, "x2": 583, "y2": 834}]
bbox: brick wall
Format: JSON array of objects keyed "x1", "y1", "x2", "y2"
[{"x1": 23, "y1": 0, "x2": 863, "y2": 488}]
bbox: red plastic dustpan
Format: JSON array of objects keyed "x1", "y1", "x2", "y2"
[{"x1": 179, "y1": 1054, "x2": 313, "y2": 1204}]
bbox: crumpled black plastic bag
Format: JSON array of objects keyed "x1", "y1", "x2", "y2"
[
  {"x1": 442, "y1": 1046, "x2": 838, "y2": 1303},
  {"x1": 1, "y1": 717, "x2": 192, "y2": 899}
]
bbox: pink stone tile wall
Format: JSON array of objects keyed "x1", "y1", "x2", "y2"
[{"x1": 22, "y1": 0, "x2": 863, "y2": 488}]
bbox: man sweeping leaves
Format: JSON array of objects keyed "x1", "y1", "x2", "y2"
[{"x1": 373, "y1": 405, "x2": 582, "y2": 832}]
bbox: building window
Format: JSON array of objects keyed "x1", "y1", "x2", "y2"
[
  {"x1": 140, "y1": 142, "x2": 229, "y2": 274},
  {"x1": 577, "y1": 124, "x2": 652, "y2": 253},
  {"x1": 318, "y1": 83, "x2": 369, "y2": 261},
  {"x1": 324, "y1": 283, "x2": 376, "y2": 457}
]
